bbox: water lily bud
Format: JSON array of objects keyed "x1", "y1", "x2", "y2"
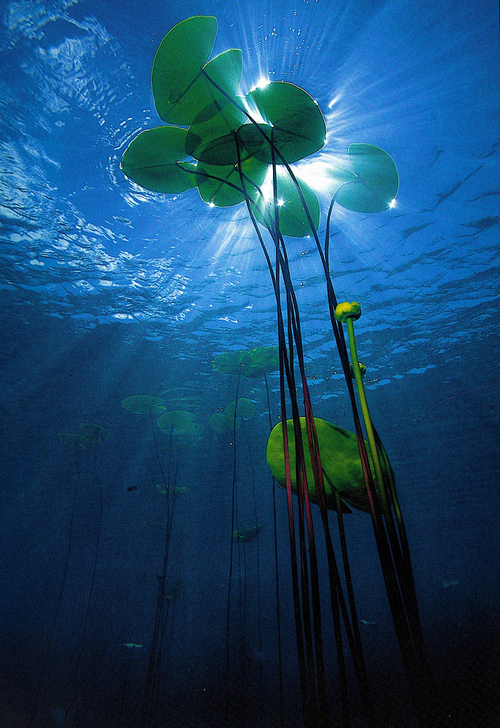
[{"x1": 334, "y1": 301, "x2": 361, "y2": 322}]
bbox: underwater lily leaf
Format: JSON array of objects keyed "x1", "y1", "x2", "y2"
[
  {"x1": 238, "y1": 82, "x2": 326, "y2": 164},
  {"x1": 225, "y1": 398, "x2": 256, "y2": 419},
  {"x1": 78, "y1": 423, "x2": 112, "y2": 444},
  {"x1": 122, "y1": 395, "x2": 166, "y2": 415},
  {"x1": 157, "y1": 410, "x2": 200, "y2": 435},
  {"x1": 121, "y1": 127, "x2": 197, "y2": 193},
  {"x1": 254, "y1": 171, "x2": 320, "y2": 238},
  {"x1": 195, "y1": 156, "x2": 268, "y2": 207},
  {"x1": 58, "y1": 432, "x2": 90, "y2": 449},
  {"x1": 323, "y1": 165, "x2": 358, "y2": 195},
  {"x1": 152, "y1": 15, "x2": 217, "y2": 124},
  {"x1": 335, "y1": 144, "x2": 399, "y2": 213},
  {"x1": 213, "y1": 346, "x2": 279, "y2": 377},
  {"x1": 231, "y1": 525, "x2": 264, "y2": 542},
  {"x1": 156, "y1": 483, "x2": 190, "y2": 496},
  {"x1": 209, "y1": 411, "x2": 240, "y2": 433},
  {"x1": 267, "y1": 417, "x2": 394, "y2": 513},
  {"x1": 266, "y1": 418, "x2": 364, "y2": 512},
  {"x1": 154, "y1": 18, "x2": 243, "y2": 127},
  {"x1": 185, "y1": 97, "x2": 247, "y2": 165}
]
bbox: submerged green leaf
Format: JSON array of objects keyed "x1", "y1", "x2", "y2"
[
  {"x1": 209, "y1": 411, "x2": 240, "y2": 433},
  {"x1": 226, "y1": 398, "x2": 256, "y2": 419},
  {"x1": 335, "y1": 144, "x2": 399, "y2": 212},
  {"x1": 238, "y1": 82, "x2": 326, "y2": 164},
  {"x1": 254, "y1": 171, "x2": 320, "y2": 238},
  {"x1": 196, "y1": 156, "x2": 268, "y2": 207},
  {"x1": 153, "y1": 16, "x2": 243, "y2": 127},
  {"x1": 213, "y1": 346, "x2": 279, "y2": 377},
  {"x1": 152, "y1": 16, "x2": 218, "y2": 124},
  {"x1": 121, "y1": 126, "x2": 197, "y2": 193},
  {"x1": 267, "y1": 417, "x2": 380, "y2": 513},
  {"x1": 186, "y1": 98, "x2": 247, "y2": 164}
]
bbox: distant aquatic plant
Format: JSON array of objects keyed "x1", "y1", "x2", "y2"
[{"x1": 120, "y1": 16, "x2": 439, "y2": 728}]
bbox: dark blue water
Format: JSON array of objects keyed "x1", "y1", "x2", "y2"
[{"x1": 0, "y1": 0, "x2": 498, "y2": 726}]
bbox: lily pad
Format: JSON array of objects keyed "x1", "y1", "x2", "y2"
[
  {"x1": 266, "y1": 417, "x2": 385, "y2": 513},
  {"x1": 78, "y1": 423, "x2": 112, "y2": 445},
  {"x1": 58, "y1": 432, "x2": 90, "y2": 449},
  {"x1": 157, "y1": 410, "x2": 200, "y2": 435},
  {"x1": 196, "y1": 156, "x2": 268, "y2": 207},
  {"x1": 121, "y1": 126, "x2": 197, "y2": 194},
  {"x1": 226, "y1": 398, "x2": 256, "y2": 419},
  {"x1": 335, "y1": 144, "x2": 399, "y2": 213},
  {"x1": 153, "y1": 15, "x2": 242, "y2": 126},
  {"x1": 185, "y1": 97, "x2": 247, "y2": 165},
  {"x1": 254, "y1": 171, "x2": 320, "y2": 238},
  {"x1": 122, "y1": 395, "x2": 166, "y2": 415},
  {"x1": 209, "y1": 411, "x2": 240, "y2": 433},
  {"x1": 213, "y1": 346, "x2": 279, "y2": 378},
  {"x1": 152, "y1": 15, "x2": 217, "y2": 124},
  {"x1": 238, "y1": 82, "x2": 326, "y2": 164}
]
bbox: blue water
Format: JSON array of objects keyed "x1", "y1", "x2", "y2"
[{"x1": 0, "y1": 0, "x2": 498, "y2": 726}]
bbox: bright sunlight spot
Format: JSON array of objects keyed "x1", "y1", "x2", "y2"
[
  {"x1": 251, "y1": 77, "x2": 271, "y2": 91},
  {"x1": 389, "y1": 198, "x2": 397, "y2": 208}
]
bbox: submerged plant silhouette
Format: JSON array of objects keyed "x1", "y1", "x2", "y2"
[{"x1": 121, "y1": 15, "x2": 439, "y2": 728}]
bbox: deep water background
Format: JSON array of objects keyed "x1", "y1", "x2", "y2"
[{"x1": 0, "y1": 0, "x2": 499, "y2": 727}]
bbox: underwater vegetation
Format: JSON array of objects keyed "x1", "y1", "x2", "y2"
[
  {"x1": 231, "y1": 525, "x2": 265, "y2": 542},
  {"x1": 119, "y1": 14, "x2": 443, "y2": 728}
]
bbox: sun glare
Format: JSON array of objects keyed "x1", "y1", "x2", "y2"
[{"x1": 252, "y1": 76, "x2": 271, "y2": 91}]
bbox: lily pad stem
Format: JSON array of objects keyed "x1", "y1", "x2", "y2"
[{"x1": 340, "y1": 307, "x2": 388, "y2": 512}]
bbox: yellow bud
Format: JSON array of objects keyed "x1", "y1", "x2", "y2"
[{"x1": 334, "y1": 301, "x2": 361, "y2": 322}]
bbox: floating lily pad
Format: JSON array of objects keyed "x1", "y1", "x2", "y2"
[
  {"x1": 196, "y1": 156, "x2": 268, "y2": 207},
  {"x1": 209, "y1": 411, "x2": 240, "y2": 433},
  {"x1": 122, "y1": 395, "x2": 166, "y2": 415},
  {"x1": 153, "y1": 15, "x2": 242, "y2": 126},
  {"x1": 226, "y1": 398, "x2": 256, "y2": 419},
  {"x1": 238, "y1": 82, "x2": 326, "y2": 164},
  {"x1": 121, "y1": 126, "x2": 197, "y2": 194},
  {"x1": 58, "y1": 432, "x2": 90, "y2": 449},
  {"x1": 78, "y1": 423, "x2": 112, "y2": 444},
  {"x1": 152, "y1": 15, "x2": 217, "y2": 124},
  {"x1": 186, "y1": 98, "x2": 247, "y2": 164},
  {"x1": 213, "y1": 346, "x2": 279, "y2": 378},
  {"x1": 157, "y1": 410, "x2": 200, "y2": 435},
  {"x1": 231, "y1": 525, "x2": 264, "y2": 542},
  {"x1": 254, "y1": 171, "x2": 320, "y2": 238},
  {"x1": 266, "y1": 417, "x2": 384, "y2": 513},
  {"x1": 335, "y1": 144, "x2": 399, "y2": 213}
]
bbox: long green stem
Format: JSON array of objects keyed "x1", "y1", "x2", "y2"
[{"x1": 345, "y1": 317, "x2": 388, "y2": 512}]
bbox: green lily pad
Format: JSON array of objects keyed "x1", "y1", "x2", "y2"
[
  {"x1": 209, "y1": 411, "x2": 240, "y2": 433},
  {"x1": 78, "y1": 423, "x2": 112, "y2": 444},
  {"x1": 58, "y1": 432, "x2": 90, "y2": 449},
  {"x1": 121, "y1": 126, "x2": 197, "y2": 193},
  {"x1": 254, "y1": 171, "x2": 320, "y2": 238},
  {"x1": 335, "y1": 144, "x2": 399, "y2": 212},
  {"x1": 185, "y1": 97, "x2": 247, "y2": 164},
  {"x1": 266, "y1": 417, "x2": 381, "y2": 513},
  {"x1": 213, "y1": 346, "x2": 279, "y2": 377},
  {"x1": 225, "y1": 398, "x2": 256, "y2": 419},
  {"x1": 196, "y1": 156, "x2": 268, "y2": 207},
  {"x1": 152, "y1": 15, "x2": 217, "y2": 124},
  {"x1": 323, "y1": 165, "x2": 358, "y2": 195},
  {"x1": 237, "y1": 82, "x2": 326, "y2": 164},
  {"x1": 157, "y1": 410, "x2": 200, "y2": 435},
  {"x1": 153, "y1": 16, "x2": 243, "y2": 126}
]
